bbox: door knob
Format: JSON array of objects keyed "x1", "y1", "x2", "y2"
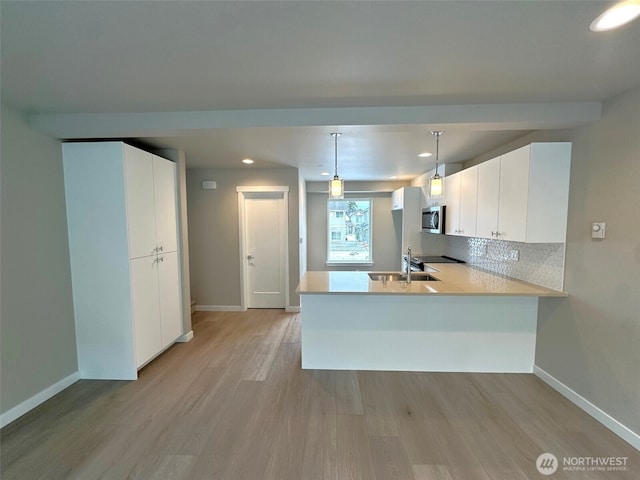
[{"x1": 247, "y1": 254, "x2": 255, "y2": 260}]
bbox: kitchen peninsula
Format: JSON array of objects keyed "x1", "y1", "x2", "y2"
[{"x1": 297, "y1": 264, "x2": 566, "y2": 373}]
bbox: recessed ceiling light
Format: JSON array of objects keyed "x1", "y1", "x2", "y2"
[
  {"x1": 320, "y1": 172, "x2": 330, "y2": 176},
  {"x1": 242, "y1": 158, "x2": 254, "y2": 164},
  {"x1": 389, "y1": 176, "x2": 398, "y2": 179},
  {"x1": 590, "y1": 0, "x2": 640, "y2": 31},
  {"x1": 418, "y1": 152, "x2": 432, "y2": 158}
]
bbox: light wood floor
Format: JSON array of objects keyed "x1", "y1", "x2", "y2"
[{"x1": 1, "y1": 310, "x2": 638, "y2": 480}]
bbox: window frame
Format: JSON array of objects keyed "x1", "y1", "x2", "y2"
[{"x1": 326, "y1": 198, "x2": 373, "y2": 266}]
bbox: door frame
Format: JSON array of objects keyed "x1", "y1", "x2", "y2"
[{"x1": 237, "y1": 186, "x2": 290, "y2": 311}]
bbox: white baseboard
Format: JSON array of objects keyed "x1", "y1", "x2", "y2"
[
  {"x1": 176, "y1": 330, "x2": 194, "y2": 343},
  {"x1": 195, "y1": 305, "x2": 245, "y2": 312},
  {"x1": 534, "y1": 365, "x2": 640, "y2": 451},
  {"x1": 0, "y1": 371, "x2": 81, "y2": 429},
  {"x1": 196, "y1": 305, "x2": 300, "y2": 312}
]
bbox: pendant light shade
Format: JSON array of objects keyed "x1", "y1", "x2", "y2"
[
  {"x1": 429, "y1": 131, "x2": 445, "y2": 198},
  {"x1": 329, "y1": 133, "x2": 344, "y2": 199}
]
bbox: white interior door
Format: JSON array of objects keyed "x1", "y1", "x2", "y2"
[{"x1": 242, "y1": 191, "x2": 287, "y2": 308}]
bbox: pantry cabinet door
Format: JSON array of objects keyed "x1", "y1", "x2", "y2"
[
  {"x1": 157, "y1": 251, "x2": 183, "y2": 348},
  {"x1": 124, "y1": 146, "x2": 157, "y2": 259},
  {"x1": 152, "y1": 156, "x2": 179, "y2": 254},
  {"x1": 130, "y1": 256, "x2": 162, "y2": 368}
]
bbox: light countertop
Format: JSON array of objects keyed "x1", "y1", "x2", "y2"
[{"x1": 297, "y1": 264, "x2": 567, "y2": 297}]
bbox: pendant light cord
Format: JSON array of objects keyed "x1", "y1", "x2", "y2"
[
  {"x1": 431, "y1": 130, "x2": 443, "y2": 176},
  {"x1": 331, "y1": 132, "x2": 341, "y2": 178},
  {"x1": 334, "y1": 134, "x2": 338, "y2": 177}
]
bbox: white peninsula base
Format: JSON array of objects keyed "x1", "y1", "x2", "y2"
[{"x1": 300, "y1": 294, "x2": 539, "y2": 373}]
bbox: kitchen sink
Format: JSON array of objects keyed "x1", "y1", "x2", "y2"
[{"x1": 368, "y1": 272, "x2": 440, "y2": 282}]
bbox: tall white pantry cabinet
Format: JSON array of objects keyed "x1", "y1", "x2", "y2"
[{"x1": 63, "y1": 142, "x2": 183, "y2": 380}]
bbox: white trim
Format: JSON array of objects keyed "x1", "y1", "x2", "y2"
[
  {"x1": 0, "y1": 371, "x2": 81, "y2": 428},
  {"x1": 175, "y1": 330, "x2": 194, "y2": 343},
  {"x1": 236, "y1": 185, "x2": 289, "y2": 193},
  {"x1": 534, "y1": 365, "x2": 640, "y2": 451},
  {"x1": 195, "y1": 305, "x2": 246, "y2": 312},
  {"x1": 285, "y1": 306, "x2": 301, "y2": 313}
]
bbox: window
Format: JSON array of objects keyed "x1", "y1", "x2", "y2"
[{"x1": 327, "y1": 199, "x2": 372, "y2": 264}]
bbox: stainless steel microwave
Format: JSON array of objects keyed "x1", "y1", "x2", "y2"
[{"x1": 422, "y1": 206, "x2": 446, "y2": 234}]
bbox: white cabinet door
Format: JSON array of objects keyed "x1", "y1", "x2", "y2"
[
  {"x1": 497, "y1": 146, "x2": 530, "y2": 242},
  {"x1": 130, "y1": 256, "x2": 163, "y2": 368},
  {"x1": 458, "y1": 165, "x2": 478, "y2": 237},
  {"x1": 476, "y1": 156, "x2": 501, "y2": 239},
  {"x1": 158, "y1": 251, "x2": 183, "y2": 348},
  {"x1": 152, "y1": 156, "x2": 178, "y2": 254},
  {"x1": 444, "y1": 172, "x2": 461, "y2": 234},
  {"x1": 391, "y1": 188, "x2": 403, "y2": 210},
  {"x1": 124, "y1": 146, "x2": 157, "y2": 259}
]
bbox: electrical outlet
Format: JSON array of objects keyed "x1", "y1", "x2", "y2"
[{"x1": 509, "y1": 249, "x2": 519, "y2": 261}]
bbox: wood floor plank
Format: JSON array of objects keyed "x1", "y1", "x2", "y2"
[
  {"x1": 282, "y1": 312, "x2": 302, "y2": 343},
  {"x1": 335, "y1": 370, "x2": 364, "y2": 415},
  {"x1": 336, "y1": 414, "x2": 377, "y2": 480},
  {"x1": 301, "y1": 370, "x2": 338, "y2": 480},
  {"x1": 369, "y1": 435, "x2": 415, "y2": 480},
  {"x1": 147, "y1": 455, "x2": 196, "y2": 480},
  {"x1": 412, "y1": 464, "x2": 454, "y2": 480},
  {"x1": 2, "y1": 310, "x2": 638, "y2": 480},
  {"x1": 358, "y1": 371, "x2": 400, "y2": 436}
]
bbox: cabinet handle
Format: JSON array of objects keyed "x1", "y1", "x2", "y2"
[
  {"x1": 158, "y1": 256, "x2": 164, "y2": 263},
  {"x1": 158, "y1": 246, "x2": 163, "y2": 252}
]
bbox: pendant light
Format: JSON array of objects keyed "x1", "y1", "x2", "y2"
[
  {"x1": 329, "y1": 132, "x2": 344, "y2": 199},
  {"x1": 429, "y1": 130, "x2": 444, "y2": 198}
]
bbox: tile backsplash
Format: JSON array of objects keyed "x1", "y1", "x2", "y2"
[{"x1": 444, "y1": 236, "x2": 566, "y2": 291}]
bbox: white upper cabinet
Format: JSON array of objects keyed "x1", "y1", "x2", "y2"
[
  {"x1": 476, "y1": 156, "x2": 501, "y2": 239},
  {"x1": 444, "y1": 172, "x2": 461, "y2": 235},
  {"x1": 391, "y1": 187, "x2": 404, "y2": 211},
  {"x1": 458, "y1": 166, "x2": 479, "y2": 237},
  {"x1": 497, "y1": 146, "x2": 531, "y2": 242},
  {"x1": 475, "y1": 143, "x2": 571, "y2": 243},
  {"x1": 445, "y1": 166, "x2": 478, "y2": 237}
]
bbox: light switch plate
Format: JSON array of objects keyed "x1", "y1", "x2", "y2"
[{"x1": 591, "y1": 222, "x2": 606, "y2": 239}]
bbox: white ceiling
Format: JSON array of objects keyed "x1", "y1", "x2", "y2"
[{"x1": 2, "y1": 0, "x2": 639, "y2": 180}]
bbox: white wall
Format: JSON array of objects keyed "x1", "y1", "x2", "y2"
[
  {"x1": 536, "y1": 87, "x2": 640, "y2": 439},
  {"x1": 461, "y1": 86, "x2": 640, "y2": 440},
  {"x1": 0, "y1": 104, "x2": 78, "y2": 415},
  {"x1": 186, "y1": 167, "x2": 300, "y2": 308}
]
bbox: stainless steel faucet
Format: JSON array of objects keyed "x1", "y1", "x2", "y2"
[{"x1": 406, "y1": 244, "x2": 412, "y2": 284}]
